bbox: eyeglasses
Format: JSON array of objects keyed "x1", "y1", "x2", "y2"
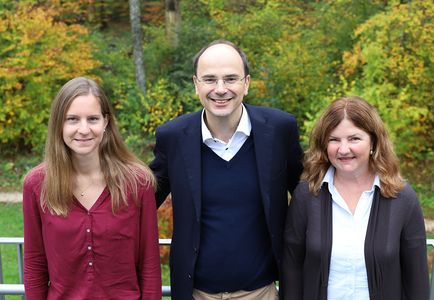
[{"x1": 196, "y1": 76, "x2": 247, "y2": 86}]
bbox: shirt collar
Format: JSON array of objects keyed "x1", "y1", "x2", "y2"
[
  {"x1": 201, "y1": 104, "x2": 251, "y2": 143},
  {"x1": 322, "y1": 166, "x2": 381, "y2": 191}
]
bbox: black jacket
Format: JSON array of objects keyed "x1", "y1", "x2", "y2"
[
  {"x1": 150, "y1": 104, "x2": 303, "y2": 299},
  {"x1": 283, "y1": 181, "x2": 429, "y2": 300}
]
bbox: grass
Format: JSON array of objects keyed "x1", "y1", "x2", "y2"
[
  {"x1": 0, "y1": 203, "x2": 23, "y2": 300},
  {"x1": 0, "y1": 203, "x2": 171, "y2": 299}
]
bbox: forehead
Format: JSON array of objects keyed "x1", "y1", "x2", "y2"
[
  {"x1": 197, "y1": 44, "x2": 244, "y2": 76},
  {"x1": 66, "y1": 93, "x2": 102, "y2": 114},
  {"x1": 330, "y1": 118, "x2": 369, "y2": 135}
]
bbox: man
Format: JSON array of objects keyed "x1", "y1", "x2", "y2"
[{"x1": 150, "y1": 39, "x2": 303, "y2": 299}]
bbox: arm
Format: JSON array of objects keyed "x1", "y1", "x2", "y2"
[
  {"x1": 282, "y1": 187, "x2": 306, "y2": 300},
  {"x1": 22, "y1": 175, "x2": 49, "y2": 300},
  {"x1": 400, "y1": 189, "x2": 429, "y2": 299},
  {"x1": 138, "y1": 186, "x2": 162, "y2": 300},
  {"x1": 149, "y1": 128, "x2": 171, "y2": 208}
]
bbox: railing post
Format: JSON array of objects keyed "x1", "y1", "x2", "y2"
[
  {"x1": 17, "y1": 244, "x2": 25, "y2": 300},
  {"x1": 0, "y1": 246, "x2": 4, "y2": 300},
  {"x1": 430, "y1": 254, "x2": 434, "y2": 300}
]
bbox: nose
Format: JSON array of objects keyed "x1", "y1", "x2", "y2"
[
  {"x1": 78, "y1": 120, "x2": 90, "y2": 134},
  {"x1": 214, "y1": 79, "x2": 228, "y2": 94},
  {"x1": 338, "y1": 141, "x2": 350, "y2": 154}
]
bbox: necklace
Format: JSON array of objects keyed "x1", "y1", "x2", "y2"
[
  {"x1": 79, "y1": 182, "x2": 94, "y2": 197},
  {"x1": 75, "y1": 172, "x2": 104, "y2": 198}
]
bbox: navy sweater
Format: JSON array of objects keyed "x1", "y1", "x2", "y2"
[{"x1": 194, "y1": 137, "x2": 276, "y2": 293}]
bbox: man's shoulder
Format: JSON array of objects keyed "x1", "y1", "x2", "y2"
[
  {"x1": 245, "y1": 103, "x2": 296, "y2": 122},
  {"x1": 156, "y1": 110, "x2": 201, "y2": 133}
]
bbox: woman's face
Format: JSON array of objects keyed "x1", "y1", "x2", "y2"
[
  {"x1": 62, "y1": 93, "x2": 107, "y2": 160},
  {"x1": 327, "y1": 118, "x2": 372, "y2": 178}
]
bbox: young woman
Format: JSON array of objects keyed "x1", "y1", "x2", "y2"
[
  {"x1": 23, "y1": 77, "x2": 161, "y2": 299},
  {"x1": 282, "y1": 96, "x2": 429, "y2": 299}
]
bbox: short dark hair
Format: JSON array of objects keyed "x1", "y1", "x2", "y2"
[{"x1": 192, "y1": 39, "x2": 250, "y2": 76}]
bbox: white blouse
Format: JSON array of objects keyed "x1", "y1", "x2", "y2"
[{"x1": 322, "y1": 167, "x2": 380, "y2": 300}]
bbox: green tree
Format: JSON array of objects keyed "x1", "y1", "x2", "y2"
[
  {"x1": 0, "y1": 3, "x2": 99, "y2": 152},
  {"x1": 339, "y1": 1, "x2": 433, "y2": 179}
]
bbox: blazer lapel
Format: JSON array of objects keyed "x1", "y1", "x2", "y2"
[
  {"x1": 246, "y1": 104, "x2": 274, "y2": 221},
  {"x1": 178, "y1": 113, "x2": 202, "y2": 221}
]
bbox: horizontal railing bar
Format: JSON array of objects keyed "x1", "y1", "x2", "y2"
[
  {"x1": 0, "y1": 237, "x2": 172, "y2": 245},
  {"x1": 0, "y1": 238, "x2": 24, "y2": 244},
  {"x1": 0, "y1": 284, "x2": 171, "y2": 296},
  {"x1": 1, "y1": 237, "x2": 432, "y2": 247},
  {"x1": 0, "y1": 284, "x2": 24, "y2": 295}
]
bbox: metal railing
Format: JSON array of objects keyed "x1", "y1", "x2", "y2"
[{"x1": 1, "y1": 238, "x2": 434, "y2": 299}]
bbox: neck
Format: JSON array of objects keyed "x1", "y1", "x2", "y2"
[
  {"x1": 205, "y1": 106, "x2": 243, "y2": 143},
  {"x1": 334, "y1": 169, "x2": 375, "y2": 189},
  {"x1": 72, "y1": 155, "x2": 102, "y2": 177}
]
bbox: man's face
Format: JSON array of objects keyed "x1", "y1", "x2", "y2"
[{"x1": 193, "y1": 44, "x2": 250, "y2": 124}]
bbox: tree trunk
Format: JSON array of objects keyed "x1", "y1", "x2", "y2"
[
  {"x1": 165, "y1": 0, "x2": 181, "y2": 48},
  {"x1": 129, "y1": 0, "x2": 146, "y2": 93}
]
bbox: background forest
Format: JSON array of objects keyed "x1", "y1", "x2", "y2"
[{"x1": 0, "y1": 0, "x2": 432, "y2": 217}]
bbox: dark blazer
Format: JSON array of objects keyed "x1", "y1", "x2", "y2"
[
  {"x1": 150, "y1": 103, "x2": 303, "y2": 299},
  {"x1": 282, "y1": 181, "x2": 429, "y2": 300}
]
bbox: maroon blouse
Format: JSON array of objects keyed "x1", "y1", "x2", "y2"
[{"x1": 23, "y1": 165, "x2": 162, "y2": 300}]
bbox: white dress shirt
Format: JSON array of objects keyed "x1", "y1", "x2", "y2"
[
  {"x1": 201, "y1": 105, "x2": 251, "y2": 161},
  {"x1": 322, "y1": 167, "x2": 380, "y2": 300}
]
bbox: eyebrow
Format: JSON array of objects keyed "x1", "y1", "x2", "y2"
[
  {"x1": 329, "y1": 133, "x2": 363, "y2": 138},
  {"x1": 200, "y1": 73, "x2": 241, "y2": 78},
  {"x1": 65, "y1": 114, "x2": 101, "y2": 117}
]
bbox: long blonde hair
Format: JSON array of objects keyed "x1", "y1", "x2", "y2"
[
  {"x1": 303, "y1": 96, "x2": 404, "y2": 198},
  {"x1": 42, "y1": 77, "x2": 155, "y2": 216}
]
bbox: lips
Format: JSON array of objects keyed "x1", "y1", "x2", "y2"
[
  {"x1": 209, "y1": 97, "x2": 232, "y2": 102},
  {"x1": 75, "y1": 138, "x2": 93, "y2": 142},
  {"x1": 337, "y1": 156, "x2": 355, "y2": 162}
]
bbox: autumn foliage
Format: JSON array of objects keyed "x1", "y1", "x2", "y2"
[
  {"x1": 0, "y1": 2, "x2": 98, "y2": 150},
  {"x1": 0, "y1": 0, "x2": 432, "y2": 215}
]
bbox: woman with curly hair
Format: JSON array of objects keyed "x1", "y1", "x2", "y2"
[{"x1": 282, "y1": 96, "x2": 429, "y2": 300}]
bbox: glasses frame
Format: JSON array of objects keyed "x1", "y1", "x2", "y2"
[{"x1": 195, "y1": 75, "x2": 247, "y2": 87}]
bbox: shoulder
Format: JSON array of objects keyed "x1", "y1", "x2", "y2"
[
  {"x1": 23, "y1": 163, "x2": 45, "y2": 200},
  {"x1": 293, "y1": 181, "x2": 310, "y2": 196},
  {"x1": 155, "y1": 110, "x2": 201, "y2": 134},
  {"x1": 292, "y1": 181, "x2": 319, "y2": 204},
  {"x1": 24, "y1": 163, "x2": 45, "y2": 188},
  {"x1": 246, "y1": 103, "x2": 297, "y2": 123},
  {"x1": 126, "y1": 163, "x2": 155, "y2": 189},
  {"x1": 384, "y1": 183, "x2": 418, "y2": 206},
  {"x1": 380, "y1": 183, "x2": 423, "y2": 223},
  {"x1": 396, "y1": 183, "x2": 417, "y2": 200},
  {"x1": 391, "y1": 183, "x2": 421, "y2": 212},
  {"x1": 246, "y1": 104, "x2": 299, "y2": 136}
]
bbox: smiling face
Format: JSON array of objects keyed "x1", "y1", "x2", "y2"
[
  {"x1": 327, "y1": 118, "x2": 372, "y2": 178},
  {"x1": 193, "y1": 43, "x2": 250, "y2": 125},
  {"x1": 62, "y1": 93, "x2": 108, "y2": 160}
]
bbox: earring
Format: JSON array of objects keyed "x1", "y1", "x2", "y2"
[{"x1": 370, "y1": 149, "x2": 373, "y2": 155}]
